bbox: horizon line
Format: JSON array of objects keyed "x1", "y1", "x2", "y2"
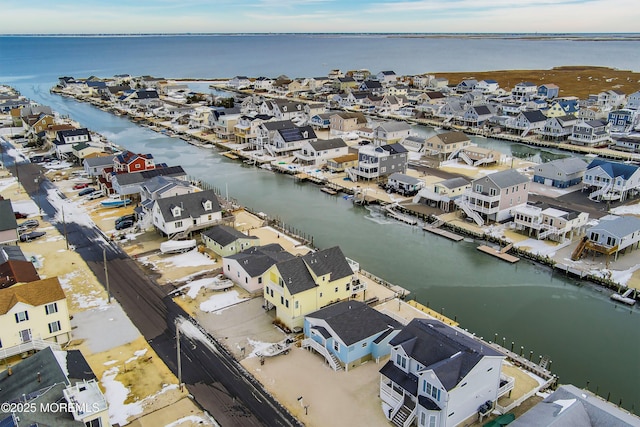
[{"x1": 2, "y1": 32, "x2": 640, "y2": 36}]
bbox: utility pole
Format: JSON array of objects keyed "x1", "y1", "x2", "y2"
[
  {"x1": 62, "y1": 204, "x2": 69, "y2": 250},
  {"x1": 103, "y1": 247, "x2": 110, "y2": 303},
  {"x1": 176, "y1": 319, "x2": 183, "y2": 391}
]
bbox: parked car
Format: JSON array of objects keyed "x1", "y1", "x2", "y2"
[
  {"x1": 19, "y1": 231, "x2": 46, "y2": 242},
  {"x1": 73, "y1": 182, "x2": 91, "y2": 190},
  {"x1": 78, "y1": 187, "x2": 97, "y2": 197},
  {"x1": 115, "y1": 219, "x2": 134, "y2": 230},
  {"x1": 115, "y1": 214, "x2": 136, "y2": 226},
  {"x1": 86, "y1": 191, "x2": 105, "y2": 200},
  {"x1": 17, "y1": 219, "x2": 39, "y2": 233},
  {"x1": 14, "y1": 212, "x2": 28, "y2": 219}
]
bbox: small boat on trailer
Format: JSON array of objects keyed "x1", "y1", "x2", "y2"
[
  {"x1": 256, "y1": 338, "x2": 294, "y2": 357},
  {"x1": 101, "y1": 198, "x2": 132, "y2": 208}
]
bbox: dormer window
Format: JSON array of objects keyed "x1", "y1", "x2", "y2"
[
  {"x1": 172, "y1": 206, "x2": 182, "y2": 217},
  {"x1": 203, "y1": 200, "x2": 212, "y2": 211}
]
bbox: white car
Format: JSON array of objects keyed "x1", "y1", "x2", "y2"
[{"x1": 86, "y1": 191, "x2": 105, "y2": 200}]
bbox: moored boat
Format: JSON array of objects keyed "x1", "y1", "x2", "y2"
[
  {"x1": 610, "y1": 289, "x2": 636, "y2": 306},
  {"x1": 101, "y1": 198, "x2": 132, "y2": 208}
]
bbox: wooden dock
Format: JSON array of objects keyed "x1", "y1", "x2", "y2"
[
  {"x1": 222, "y1": 151, "x2": 239, "y2": 160},
  {"x1": 422, "y1": 225, "x2": 464, "y2": 242},
  {"x1": 477, "y1": 245, "x2": 519, "y2": 263},
  {"x1": 320, "y1": 187, "x2": 338, "y2": 195}
]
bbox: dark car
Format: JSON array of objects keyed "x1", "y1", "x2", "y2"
[
  {"x1": 115, "y1": 219, "x2": 134, "y2": 230},
  {"x1": 17, "y1": 219, "x2": 39, "y2": 233},
  {"x1": 19, "y1": 231, "x2": 47, "y2": 242},
  {"x1": 115, "y1": 214, "x2": 136, "y2": 226},
  {"x1": 14, "y1": 212, "x2": 28, "y2": 219},
  {"x1": 78, "y1": 187, "x2": 97, "y2": 197}
]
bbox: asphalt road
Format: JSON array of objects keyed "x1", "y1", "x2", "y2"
[{"x1": 5, "y1": 144, "x2": 301, "y2": 427}]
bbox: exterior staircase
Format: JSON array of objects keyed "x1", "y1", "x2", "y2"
[
  {"x1": 458, "y1": 150, "x2": 474, "y2": 166},
  {"x1": 455, "y1": 199, "x2": 484, "y2": 226},
  {"x1": 589, "y1": 179, "x2": 613, "y2": 200},
  {"x1": 345, "y1": 167, "x2": 358, "y2": 182},
  {"x1": 447, "y1": 148, "x2": 461, "y2": 161},
  {"x1": 474, "y1": 156, "x2": 493, "y2": 167},
  {"x1": 391, "y1": 405, "x2": 413, "y2": 427},
  {"x1": 301, "y1": 338, "x2": 343, "y2": 371},
  {"x1": 571, "y1": 236, "x2": 589, "y2": 261},
  {"x1": 538, "y1": 225, "x2": 559, "y2": 240}
]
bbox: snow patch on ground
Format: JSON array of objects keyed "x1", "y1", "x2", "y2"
[
  {"x1": 165, "y1": 415, "x2": 215, "y2": 427},
  {"x1": 71, "y1": 304, "x2": 141, "y2": 353},
  {"x1": 200, "y1": 290, "x2": 247, "y2": 313},
  {"x1": 59, "y1": 271, "x2": 109, "y2": 310},
  {"x1": 610, "y1": 203, "x2": 640, "y2": 216},
  {"x1": 513, "y1": 238, "x2": 558, "y2": 257},
  {"x1": 46, "y1": 187, "x2": 98, "y2": 228},
  {"x1": 155, "y1": 248, "x2": 216, "y2": 268},
  {"x1": 101, "y1": 366, "x2": 144, "y2": 426},
  {"x1": 246, "y1": 338, "x2": 275, "y2": 358}
]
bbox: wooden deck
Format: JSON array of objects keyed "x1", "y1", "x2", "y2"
[
  {"x1": 477, "y1": 245, "x2": 520, "y2": 263},
  {"x1": 222, "y1": 151, "x2": 239, "y2": 160},
  {"x1": 422, "y1": 225, "x2": 464, "y2": 242}
]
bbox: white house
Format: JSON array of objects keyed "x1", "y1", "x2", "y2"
[
  {"x1": 583, "y1": 158, "x2": 640, "y2": 201},
  {"x1": 586, "y1": 216, "x2": 640, "y2": 261},
  {"x1": 152, "y1": 190, "x2": 222, "y2": 238},
  {"x1": 372, "y1": 121, "x2": 412, "y2": 146},
  {"x1": 294, "y1": 137, "x2": 349, "y2": 166},
  {"x1": 568, "y1": 119, "x2": 611, "y2": 147},
  {"x1": 379, "y1": 318, "x2": 511, "y2": 427},
  {"x1": 223, "y1": 244, "x2": 296, "y2": 294},
  {"x1": 513, "y1": 203, "x2": 589, "y2": 242},
  {"x1": 511, "y1": 81, "x2": 538, "y2": 101}
]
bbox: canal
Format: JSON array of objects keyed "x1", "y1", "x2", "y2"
[{"x1": 16, "y1": 82, "x2": 640, "y2": 411}]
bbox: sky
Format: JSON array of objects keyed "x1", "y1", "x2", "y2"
[{"x1": 3, "y1": 0, "x2": 640, "y2": 34}]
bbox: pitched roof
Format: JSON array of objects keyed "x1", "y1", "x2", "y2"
[
  {"x1": 521, "y1": 110, "x2": 548, "y2": 123},
  {"x1": 429, "y1": 131, "x2": 470, "y2": 145},
  {"x1": 381, "y1": 143, "x2": 408, "y2": 154},
  {"x1": 0, "y1": 277, "x2": 66, "y2": 314},
  {"x1": 0, "y1": 245, "x2": 27, "y2": 263},
  {"x1": 155, "y1": 189, "x2": 221, "y2": 222},
  {"x1": 277, "y1": 125, "x2": 316, "y2": 143},
  {"x1": 302, "y1": 246, "x2": 353, "y2": 281},
  {"x1": 438, "y1": 177, "x2": 470, "y2": 189},
  {"x1": 377, "y1": 121, "x2": 411, "y2": 132},
  {"x1": 480, "y1": 169, "x2": 529, "y2": 188},
  {"x1": 586, "y1": 158, "x2": 639, "y2": 180},
  {"x1": 388, "y1": 173, "x2": 421, "y2": 185},
  {"x1": 0, "y1": 259, "x2": 40, "y2": 288},
  {"x1": 542, "y1": 157, "x2": 587, "y2": 175},
  {"x1": 306, "y1": 300, "x2": 401, "y2": 346},
  {"x1": 226, "y1": 244, "x2": 296, "y2": 277},
  {"x1": 83, "y1": 155, "x2": 116, "y2": 167},
  {"x1": 0, "y1": 199, "x2": 18, "y2": 232},
  {"x1": 308, "y1": 138, "x2": 347, "y2": 151},
  {"x1": 389, "y1": 319, "x2": 503, "y2": 390},
  {"x1": 588, "y1": 216, "x2": 640, "y2": 238},
  {"x1": 276, "y1": 257, "x2": 317, "y2": 295},
  {"x1": 202, "y1": 225, "x2": 257, "y2": 246},
  {"x1": 114, "y1": 165, "x2": 186, "y2": 186},
  {"x1": 262, "y1": 119, "x2": 296, "y2": 131}
]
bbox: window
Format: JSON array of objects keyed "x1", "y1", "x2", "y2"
[
  {"x1": 429, "y1": 415, "x2": 436, "y2": 427},
  {"x1": 175, "y1": 220, "x2": 183, "y2": 228},
  {"x1": 396, "y1": 354, "x2": 407, "y2": 369},
  {"x1": 319, "y1": 292, "x2": 323, "y2": 298},
  {"x1": 45, "y1": 302, "x2": 58, "y2": 315},
  {"x1": 15, "y1": 311, "x2": 29, "y2": 323},
  {"x1": 258, "y1": 277, "x2": 262, "y2": 284},
  {"x1": 265, "y1": 286, "x2": 269, "y2": 294},
  {"x1": 48, "y1": 321, "x2": 61, "y2": 333},
  {"x1": 362, "y1": 342, "x2": 367, "y2": 348},
  {"x1": 333, "y1": 341, "x2": 340, "y2": 352},
  {"x1": 335, "y1": 287, "x2": 338, "y2": 293},
  {"x1": 280, "y1": 296, "x2": 284, "y2": 305},
  {"x1": 295, "y1": 301, "x2": 299, "y2": 309},
  {"x1": 285, "y1": 299, "x2": 289, "y2": 308}
]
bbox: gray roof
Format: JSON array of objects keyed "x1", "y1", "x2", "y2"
[
  {"x1": 306, "y1": 300, "x2": 401, "y2": 346},
  {"x1": 84, "y1": 155, "x2": 116, "y2": 167},
  {"x1": 0, "y1": 200, "x2": 18, "y2": 232},
  {"x1": 543, "y1": 157, "x2": 587, "y2": 175},
  {"x1": 377, "y1": 121, "x2": 412, "y2": 132},
  {"x1": 588, "y1": 216, "x2": 640, "y2": 239},
  {"x1": 114, "y1": 165, "x2": 186, "y2": 186},
  {"x1": 276, "y1": 246, "x2": 352, "y2": 295},
  {"x1": 155, "y1": 189, "x2": 221, "y2": 222},
  {"x1": 276, "y1": 257, "x2": 317, "y2": 295},
  {"x1": 263, "y1": 120, "x2": 295, "y2": 131},
  {"x1": 388, "y1": 173, "x2": 421, "y2": 185},
  {"x1": 478, "y1": 169, "x2": 529, "y2": 188},
  {"x1": 381, "y1": 143, "x2": 408, "y2": 154},
  {"x1": 521, "y1": 110, "x2": 548, "y2": 123},
  {"x1": 141, "y1": 175, "x2": 191, "y2": 195},
  {"x1": 277, "y1": 125, "x2": 316, "y2": 143},
  {"x1": 308, "y1": 138, "x2": 347, "y2": 151},
  {"x1": 202, "y1": 224, "x2": 257, "y2": 246},
  {"x1": 388, "y1": 319, "x2": 503, "y2": 391},
  {"x1": 438, "y1": 177, "x2": 470, "y2": 189},
  {"x1": 429, "y1": 131, "x2": 470, "y2": 145},
  {"x1": 226, "y1": 244, "x2": 295, "y2": 277},
  {"x1": 510, "y1": 384, "x2": 640, "y2": 427},
  {"x1": 0, "y1": 245, "x2": 27, "y2": 263}
]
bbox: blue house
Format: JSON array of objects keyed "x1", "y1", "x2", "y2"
[
  {"x1": 538, "y1": 84, "x2": 559, "y2": 99},
  {"x1": 607, "y1": 109, "x2": 635, "y2": 133},
  {"x1": 302, "y1": 300, "x2": 402, "y2": 371},
  {"x1": 533, "y1": 157, "x2": 587, "y2": 188}
]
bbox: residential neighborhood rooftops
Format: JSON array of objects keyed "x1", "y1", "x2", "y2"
[
  {"x1": 308, "y1": 138, "x2": 347, "y2": 151},
  {"x1": 428, "y1": 131, "x2": 470, "y2": 145},
  {"x1": 586, "y1": 158, "x2": 639, "y2": 179},
  {"x1": 588, "y1": 215, "x2": 640, "y2": 238},
  {"x1": 227, "y1": 244, "x2": 296, "y2": 277},
  {"x1": 437, "y1": 177, "x2": 470, "y2": 189},
  {"x1": 155, "y1": 189, "x2": 221, "y2": 221},
  {"x1": 0, "y1": 277, "x2": 66, "y2": 315},
  {"x1": 479, "y1": 169, "x2": 529, "y2": 188},
  {"x1": 202, "y1": 224, "x2": 258, "y2": 247}
]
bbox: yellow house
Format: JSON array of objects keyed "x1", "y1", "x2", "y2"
[
  {"x1": 263, "y1": 246, "x2": 356, "y2": 330},
  {"x1": 0, "y1": 277, "x2": 72, "y2": 353}
]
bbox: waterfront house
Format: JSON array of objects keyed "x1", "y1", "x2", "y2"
[
  {"x1": 500, "y1": 102, "x2": 524, "y2": 116},
  {"x1": 294, "y1": 137, "x2": 349, "y2": 166},
  {"x1": 70, "y1": 142, "x2": 105, "y2": 162},
  {"x1": 140, "y1": 175, "x2": 194, "y2": 202},
  {"x1": 511, "y1": 384, "x2": 640, "y2": 427},
  {"x1": 0, "y1": 347, "x2": 110, "y2": 427},
  {"x1": 359, "y1": 80, "x2": 384, "y2": 96},
  {"x1": 425, "y1": 131, "x2": 471, "y2": 159},
  {"x1": 401, "y1": 135, "x2": 427, "y2": 154},
  {"x1": 607, "y1": 89, "x2": 626, "y2": 108},
  {"x1": 435, "y1": 100, "x2": 467, "y2": 122},
  {"x1": 326, "y1": 153, "x2": 359, "y2": 173},
  {"x1": 377, "y1": 71, "x2": 397, "y2": 85},
  {"x1": 83, "y1": 154, "x2": 116, "y2": 178},
  {"x1": 387, "y1": 173, "x2": 424, "y2": 195},
  {"x1": 455, "y1": 79, "x2": 478, "y2": 93},
  {"x1": 585, "y1": 216, "x2": 640, "y2": 261},
  {"x1": 379, "y1": 95, "x2": 407, "y2": 114},
  {"x1": 475, "y1": 79, "x2": 500, "y2": 94},
  {"x1": 227, "y1": 76, "x2": 252, "y2": 90},
  {"x1": 513, "y1": 203, "x2": 589, "y2": 242},
  {"x1": 255, "y1": 119, "x2": 298, "y2": 154},
  {"x1": 578, "y1": 106, "x2": 607, "y2": 121},
  {"x1": 372, "y1": 121, "x2": 412, "y2": 146},
  {"x1": 335, "y1": 77, "x2": 358, "y2": 92},
  {"x1": 625, "y1": 90, "x2": 640, "y2": 110},
  {"x1": 263, "y1": 246, "x2": 358, "y2": 330},
  {"x1": 458, "y1": 169, "x2": 530, "y2": 224},
  {"x1": 613, "y1": 134, "x2": 640, "y2": 153},
  {"x1": 270, "y1": 124, "x2": 317, "y2": 155},
  {"x1": 0, "y1": 245, "x2": 40, "y2": 289},
  {"x1": 568, "y1": 119, "x2": 611, "y2": 147},
  {"x1": 539, "y1": 115, "x2": 579, "y2": 141},
  {"x1": 505, "y1": 110, "x2": 548, "y2": 137},
  {"x1": 379, "y1": 318, "x2": 510, "y2": 427},
  {"x1": 309, "y1": 113, "x2": 332, "y2": 130},
  {"x1": 253, "y1": 76, "x2": 274, "y2": 92},
  {"x1": 533, "y1": 157, "x2": 587, "y2": 188},
  {"x1": 0, "y1": 199, "x2": 19, "y2": 245},
  {"x1": 151, "y1": 189, "x2": 222, "y2": 239},
  {"x1": 201, "y1": 225, "x2": 259, "y2": 257},
  {"x1": 546, "y1": 99, "x2": 579, "y2": 117},
  {"x1": 414, "y1": 177, "x2": 471, "y2": 212},
  {"x1": 461, "y1": 105, "x2": 495, "y2": 127},
  {"x1": 23, "y1": 112, "x2": 54, "y2": 140},
  {"x1": 459, "y1": 146, "x2": 501, "y2": 167},
  {"x1": 348, "y1": 69, "x2": 372, "y2": 82},
  {"x1": 511, "y1": 81, "x2": 538, "y2": 101},
  {"x1": 260, "y1": 99, "x2": 306, "y2": 122},
  {"x1": 223, "y1": 244, "x2": 296, "y2": 294},
  {"x1": 113, "y1": 150, "x2": 155, "y2": 174},
  {"x1": 0, "y1": 277, "x2": 72, "y2": 351},
  {"x1": 429, "y1": 77, "x2": 449, "y2": 90},
  {"x1": 583, "y1": 158, "x2": 640, "y2": 201},
  {"x1": 305, "y1": 76, "x2": 331, "y2": 92},
  {"x1": 607, "y1": 109, "x2": 636, "y2": 133},
  {"x1": 234, "y1": 114, "x2": 272, "y2": 146},
  {"x1": 351, "y1": 143, "x2": 408, "y2": 182},
  {"x1": 54, "y1": 128, "x2": 91, "y2": 159},
  {"x1": 302, "y1": 300, "x2": 401, "y2": 371},
  {"x1": 209, "y1": 107, "x2": 242, "y2": 142},
  {"x1": 460, "y1": 92, "x2": 485, "y2": 107},
  {"x1": 538, "y1": 83, "x2": 560, "y2": 99}
]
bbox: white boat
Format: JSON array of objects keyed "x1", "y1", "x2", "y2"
[
  {"x1": 256, "y1": 338, "x2": 294, "y2": 358},
  {"x1": 160, "y1": 239, "x2": 197, "y2": 254},
  {"x1": 209, "y1": 276, "x2": 234, "y2": 291},
  {"x1": 610, "y1": 288, "x2": 636, "y2": 306}
]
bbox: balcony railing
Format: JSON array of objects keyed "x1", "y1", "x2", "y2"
[
  {"x1": 497, "y1": 374, "x2": 516, "y2": 398},
  {"x1": 380, "y1": 379, "x2": 403, "y2": 405}
]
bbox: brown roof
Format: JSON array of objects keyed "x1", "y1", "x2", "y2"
[
  {"x1": 47, "y1": 124, "x2": 76, "y2": 132},
  {"x1": 0, "y1": 260, "x2": 40, "y2": 288},
  {"x1": 0, "y1": 277, "x2": 66, "y2": 314},
  {"x1": 429, "y1": 131, "x2": 471, "y2": 145},
  {"x1": 330, "y1": 153, "x2": 359, "y2": 163}
]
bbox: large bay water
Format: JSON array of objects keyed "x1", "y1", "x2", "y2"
[{"x1": 1, "y1": 34, "x2": 638, "y2": 410}]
